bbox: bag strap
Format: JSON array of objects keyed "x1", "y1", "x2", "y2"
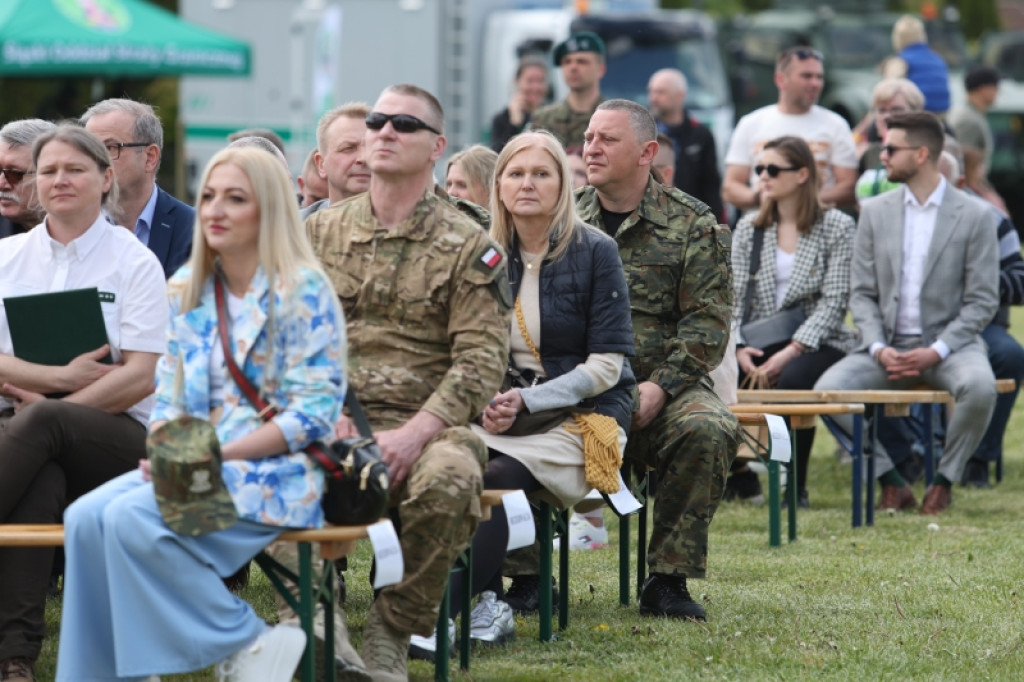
[
  {"x1": 741, "y1": 227, "x2": 766, "y2": 326},
  {"x1": 214, "y1": 270, "x2": 374, "y2": 477},
  {"x1": 514, "y1": 295, "x2": 543, "y2": 365}
]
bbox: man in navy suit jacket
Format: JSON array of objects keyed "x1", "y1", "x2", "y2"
[{"x1": 82, "y1": 98, "x2": 193, "y2": 278}]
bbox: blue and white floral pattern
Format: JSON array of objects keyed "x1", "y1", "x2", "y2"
[{"x1": 152, "y1": 264, "x2": 346, "y2": 528}]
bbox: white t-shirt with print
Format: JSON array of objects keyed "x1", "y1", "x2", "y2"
[{"x1": 725, "y1": 104, "x2": 858, "y2": 191}]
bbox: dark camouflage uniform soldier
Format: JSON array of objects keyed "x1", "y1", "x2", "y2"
[
  {"x1": 307, "y1": 84, "x2": 511, "y2": 682},
  {"x1": 528, "y1": 32, "x2": 606, "y2": 152},
  {"x1": 578, "y1": 99, "x2": 738, "y2": 621}
]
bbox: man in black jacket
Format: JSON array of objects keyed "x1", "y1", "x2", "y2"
[{"x1": 647, "y1": 68, "x2": 724, "y2": 222}]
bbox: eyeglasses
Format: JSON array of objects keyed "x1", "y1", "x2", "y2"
[
  {"x1": 754, "y1": 163, "x2": 801, "y2": 178},
  {"x1": 876, "y1": 106, "x2": 909, "y2": 116},
  {"x1": 104, "y1": 142, "x2": 150, "y2": 160},
  {"x1": 786, "y1": 47, "x2": 824, "y2": 62},
  {"x1": 880, "y1": 144, "x2": 917, "y2": 157},
  {"x1": 365, "y1": 112, "x2": 441, "y2": 135},
  {"x1": 0, "y1": 168, "x2": 34, "y2": 185}
]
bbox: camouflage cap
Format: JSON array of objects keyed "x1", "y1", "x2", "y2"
[
  {"x1": 553, "y1": 31, "x2": 606, "y2": 66},
  {"x1": 148, "y1": 417, "x2": 238, "y2": 536}
]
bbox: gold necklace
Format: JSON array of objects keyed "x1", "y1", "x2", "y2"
[{"x1": 520, "y1": 247, "x2": 545, "y2": 270}]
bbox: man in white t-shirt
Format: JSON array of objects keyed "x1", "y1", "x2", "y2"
[{"x1": 722, "y1": 47, "x2": 858, "y2": 213}]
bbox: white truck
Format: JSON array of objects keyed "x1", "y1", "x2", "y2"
[{"x1": 180, "y1": 0, "x2": 732, "y2": 193}]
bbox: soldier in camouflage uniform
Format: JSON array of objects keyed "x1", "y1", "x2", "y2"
[
  {"x1": 577, "y1": 99, "x2": 739, "y2": 621},
  {"x1": 307, "y1": 84, "x2": 511, "y2": 681},
  {"x1": 528, "y1": 32, "x2": 607, "y2": 152}
]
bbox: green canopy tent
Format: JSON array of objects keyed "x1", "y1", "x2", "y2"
[{"x1": 0, "y1": 0, "x2": 250, "y2": 77}]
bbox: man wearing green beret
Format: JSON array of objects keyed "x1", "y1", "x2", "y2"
[{"x1": 529, "y1": 31, "x2": 606, "y2": 152}]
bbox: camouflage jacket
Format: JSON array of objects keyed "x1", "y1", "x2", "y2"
[
  {"x1": 307, "y1": 190, "x2": 512, "y2": 426},
  {"x1": 528, "y1": 97, "x2": 604, "y2": 150},
  {"x1": 575, "y1": 176, "x2": 733, "y2": 398}
]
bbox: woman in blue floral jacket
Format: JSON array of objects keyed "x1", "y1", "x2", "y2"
[{"x1": 55, "y1": 147, "x2": 346, "y2": 682}]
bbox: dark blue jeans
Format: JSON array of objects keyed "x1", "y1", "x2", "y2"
[
  {"x1": 973, "y1": 323, "x2": 1024, "y2": 462},
  {"x1": 876, "y1": 323, "x2": 1024, "y2": 470}
]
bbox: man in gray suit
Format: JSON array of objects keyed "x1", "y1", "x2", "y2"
[{"x1": 815, "y1": 111, "x2": 999, "y2": 515}]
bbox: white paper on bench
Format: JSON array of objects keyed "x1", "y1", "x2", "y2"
[
  {"x1": 765, "y1": 414, "x2": 792, "y2": 463},
  {"x1": 503, "y1": 490, "x2": 535, "y2": 551},
  {"x1": 606, "y1": 472, "x2": 642, "y2": 516},
  {"x1": 367, "y1": 519, "x2": 404, "y2": 589}
]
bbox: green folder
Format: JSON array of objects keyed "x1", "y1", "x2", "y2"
[{"x1": 4, "y1": 287, "x2": 112, "y2": 366}]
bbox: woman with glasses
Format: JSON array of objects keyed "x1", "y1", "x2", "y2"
[{"x1": 731, "y1": 135, "x2": 855, "y2": 509}]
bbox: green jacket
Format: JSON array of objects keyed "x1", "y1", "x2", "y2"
[{"x1": 576, "y1": 176, "x2": 733, "y2": 398}]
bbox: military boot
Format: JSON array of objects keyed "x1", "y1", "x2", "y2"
[{"x1": 360, "y1": 604, "x2": 410, "y2": 682}]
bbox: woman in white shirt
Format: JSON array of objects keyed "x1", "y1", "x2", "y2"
[{"x1": 731, "y1": 135, "x2": 856, "y2": 508}]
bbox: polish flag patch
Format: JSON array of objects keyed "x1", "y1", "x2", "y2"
[{"x1": 481, "y1": 247, "x2": 502, "y2": 268}]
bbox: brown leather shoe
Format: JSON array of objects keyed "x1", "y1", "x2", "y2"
[
  {"x1": 920, "y1": 484, "x2": 952, "y2": 515},
  {"x1": 0, "y1": 657, "x2": 35, "y2": 682},
  {"x1": 877, "y1": 484, "x2": 917, "y2": 511}
]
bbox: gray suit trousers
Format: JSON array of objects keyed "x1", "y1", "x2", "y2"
[{"x1": 814, "y1": 347, "x2": 996, "y2": 482}]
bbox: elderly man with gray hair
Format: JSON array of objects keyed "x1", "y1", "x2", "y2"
[
  {"x1": 82, "y1": 98, "x2": 193, "y2": 278},
  {"x1": 0, "y1": 119, "x2": 55, "y2": 238}
]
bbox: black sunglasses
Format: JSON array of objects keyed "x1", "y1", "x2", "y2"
[
  {"x1": 754, "y1": 164, "x2": 801, "y2": 178},
  {"x1": 0, "y1": 168, "x2": 34, "y2": 185},
  {"x1": 788, "y1": 47, "x2": 824, "y2": 62},
  {"x1": 881, "y1": 144, "x2": 917, "y2": 157},
  {"x1": 365, "y1": 112, "x2": 441, "y2": 135}
]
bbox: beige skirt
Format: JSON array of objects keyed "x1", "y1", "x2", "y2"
[{"x1": 470, "y1": 419, "x2": 628, "y2": 508}]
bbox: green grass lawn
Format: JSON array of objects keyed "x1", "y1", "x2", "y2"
[{"x1": 38, "y1": 312, "x2": 1024, "y2": 681}]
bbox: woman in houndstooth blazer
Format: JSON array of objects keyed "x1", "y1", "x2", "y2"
[{"x1": 732, "y1": 136, "x2": 856, "y2": 508}]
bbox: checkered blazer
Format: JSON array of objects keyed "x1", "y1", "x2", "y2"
[{"x1": 732, "y1": 208, "x2": 856, "y2": 352}]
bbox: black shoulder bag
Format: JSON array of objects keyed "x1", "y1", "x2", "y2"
[
  {"x1": 739, "y1": 227, "x2": 806, "y2": 351},
  {"x1": 214, "y1": 274, "x2": 388, "y2": 526}
]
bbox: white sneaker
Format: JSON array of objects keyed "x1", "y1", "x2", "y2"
[
  {"x1": 469, "y1": 591, "x2": 515, "y2": 646},
  {"x1": 555, "y1": 513, "x2": 609, "y2": 551},
  {"x1": 408, "y1": 618, "x2": 455, "y2": 662},
  {"x1": 216, "y1": 624, "x2": 307, "y2": 682}
]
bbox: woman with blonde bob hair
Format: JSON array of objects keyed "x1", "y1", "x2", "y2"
[
  {"x1": 56, "y1": 146, "x2": 347, "y2": 682},
  {"x1": 433, "y1": 130, "x2": 635, "y2": 647},
  {"x1": 731, "y1": 135, "x2": 855, "y2": 508}
]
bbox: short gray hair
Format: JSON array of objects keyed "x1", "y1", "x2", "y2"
[
  {"x1": 81, "y1": 98, "x2": 164, "y2": 150},
  {"x1": 595, "y1": 99, "x2": 657, "y2": 143},
  {"x1": 316, "y1": 102, "x2": 371, "y2": 153},
  {"x1": 227, "y1": 136, "x2": 289, "y2": 168},
  {"x1": 0, "y1": 119, "x2": 57, "y2": 149}
]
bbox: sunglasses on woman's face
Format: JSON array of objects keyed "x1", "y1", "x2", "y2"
[{"x1": 754, "y1": 164, "x2": 801, "y2": 178}]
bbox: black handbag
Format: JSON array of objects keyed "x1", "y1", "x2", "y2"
[
  {"x1": 214, "y1": 274, "x2": 389, "y2": 526},
  {"x1": 498, "y1": 366, "x2": 575, "y2": 437},
  {"x1": 740, "y1": 227, "x2": 806, "y2": 350}
]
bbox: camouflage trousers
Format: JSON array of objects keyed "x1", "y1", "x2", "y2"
[
  {"x1": 374, "y1": 423, "x2": 485, "y2": 637},
  {"x1": 627, "y1": 383, "x2": 738, "y2": 579}
]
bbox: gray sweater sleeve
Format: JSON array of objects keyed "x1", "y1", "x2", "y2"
[{"x1": 519, "y1": 353, "x2": 624, "y2": 413}]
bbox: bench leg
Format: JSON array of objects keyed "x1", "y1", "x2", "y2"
[
  {"x1": 866, "y1": 412, "x2": 875, "y2": 527},
  {"x1": 537, "y1": 500, "x2": 554, "y2": 642},
  {"x1": 435, "y1": 582, "x2": 451, "y2": 682},
  {"x1": 459, "y1": 546, "x2": 471, "y2": 672},
  {"x1": 618, "y1": 510, "x2": 630, "y2": 606},
  {"x1": 768, "y1": 459, "x2": 781, "y2": 547},
  {"x1": 557, "y1": 508, "x2": 569, "y2": 632},
  {"x1": 923, "y1": 406, "x2": 936, "y2": 486}
]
